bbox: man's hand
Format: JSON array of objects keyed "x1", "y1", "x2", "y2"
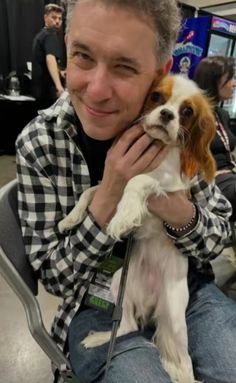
[
  {"x1": 147, "y1": 191, "x2": 195, "y2": 233},
  {"x1": 56, "y1": 84, "x2": 64, "y2": 98},
  {"x1": 89, "y1": 124, "x2": 168, "y2": 228},
  {"x1": 60, "y1": 69, "x2": 66, "y2": 79}
]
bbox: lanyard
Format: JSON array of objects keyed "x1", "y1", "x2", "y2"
[{"x1": 215, "y1": 113, "x2": 236, "y2": 167}]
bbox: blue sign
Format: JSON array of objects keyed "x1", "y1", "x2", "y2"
[{"x1": 172, "y1": 16, "x2": 211, "y2": 79}]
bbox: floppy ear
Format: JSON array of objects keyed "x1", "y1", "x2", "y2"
[
  {"x1": 146, "y1": 59, "x2": 174, "y2": 100},
  {"x1": 181, "y1": 95, "x2": 216, "y2": 183}
]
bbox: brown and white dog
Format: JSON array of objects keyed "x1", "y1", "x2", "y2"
[{"x1": 58, "y1": 74, "x2": 216, "y2": 383}]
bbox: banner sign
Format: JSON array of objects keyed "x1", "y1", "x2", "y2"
[
  {"x1": 211, "y1": 16, "x2": 236, "y2": 36},
  {"x1": 172, "y1": 16, "x2": 211, "y2": 79}
]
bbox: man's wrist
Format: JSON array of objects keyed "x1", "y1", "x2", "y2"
[{"x1": 163, "y1": 203, "x2": 197, "y2": 236}]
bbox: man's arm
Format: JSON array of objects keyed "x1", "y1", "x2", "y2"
[
  {"x1": 15, "y1": 129, "x2": 114, "y2": 299},
  {"x1": 46, "y1": 54, "x2": 64, "y2": 97},
  {"x1": 148, "y1": 176, "x2": 232, "y2": 262}
]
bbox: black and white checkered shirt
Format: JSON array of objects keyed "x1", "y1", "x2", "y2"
[{"x1": 16, "y1": 92, "x2": 232, "y2": 379}]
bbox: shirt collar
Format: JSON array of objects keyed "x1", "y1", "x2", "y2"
[{"x1": 38, "y1": 91, "x2": 79, "y2": 139}]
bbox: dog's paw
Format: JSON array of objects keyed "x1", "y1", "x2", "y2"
[
  {"x1": 161, "y1": 356, "x2": 200, "y2": 383},
  {"x1": 81, "y1": 331, "x2": 112, "y2": 348},
  {"x1": 58, "y1": 209, "x2": 86, "y2": 233},
  {"x1": 58, "y1": 186, "x2": 98, "y2": 233},
  {"x1": 58, "y1": 216, "x2": 73, "y2": 233},
  {"x1": 58, "y1": 203, "x2": 88, "y2": 233},
  {"x1": 107, "y1": 196, "x2": 147, "y2": 240}
]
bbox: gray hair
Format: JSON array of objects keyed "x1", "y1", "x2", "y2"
[{"x1": 65, "y1": 0, "x2": 181, "y2": 65}]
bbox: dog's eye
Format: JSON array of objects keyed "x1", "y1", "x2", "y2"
[
  {"x1": 181, "y1": 107, "x2": 193, "y2": 118},
  {"x1": 150, "y1": 92, "x2": 164, "y2": 104}
]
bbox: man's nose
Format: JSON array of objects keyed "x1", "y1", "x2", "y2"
[{"x1": 87, "y1": 66, "x2": 113, "y2": 101}]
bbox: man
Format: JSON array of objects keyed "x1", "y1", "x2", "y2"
[
  {"x1": 16, "y1": 0, "x2": 236, "y2": 382},
  {"x1": 32, "y1": 3, "x2": 65, "y2": 109}
]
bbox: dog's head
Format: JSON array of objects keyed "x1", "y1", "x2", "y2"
[{"x1": 142, "y1": 74, "x2": 216, "y2": 183}]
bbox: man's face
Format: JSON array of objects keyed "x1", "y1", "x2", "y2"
[
  {"x1": 66, "y1": 1, "x2": 164, "y2": 140},
  {"x1": 44, "y1": 11, "x2": 62, "y2": 31}
]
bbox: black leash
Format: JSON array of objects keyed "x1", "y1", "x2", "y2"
[{"x1": 103, "y1": 234, "x2": 134, "y2": 382}]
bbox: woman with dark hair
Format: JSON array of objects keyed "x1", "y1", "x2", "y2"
[{"x1": 194, "y1": 55, "x2": 236, "y2": 221}]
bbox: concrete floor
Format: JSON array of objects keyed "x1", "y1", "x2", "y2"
[{"x1": 0, "y1": 155, "x2": 236, "y2": 383}]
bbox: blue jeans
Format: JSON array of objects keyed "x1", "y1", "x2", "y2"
[{"x1": 68, "y1": 272, "x2": 236, "y2": 383}]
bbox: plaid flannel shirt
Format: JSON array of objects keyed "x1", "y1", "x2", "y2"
[{"x1": 15, "y1": 92, "x2": 232, "y2": 381}]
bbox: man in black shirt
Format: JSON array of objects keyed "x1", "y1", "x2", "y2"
[{"x1": 32, "y1": 3, "x2": 65, "y2": 109}]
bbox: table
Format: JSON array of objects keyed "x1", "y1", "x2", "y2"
[{"x1": 0, "y1": 94, "x2": 37, "y2": 154}]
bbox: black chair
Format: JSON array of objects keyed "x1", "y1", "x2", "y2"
[{"x1": 0, "y1": 179, "x2": 80, "y2": 383}]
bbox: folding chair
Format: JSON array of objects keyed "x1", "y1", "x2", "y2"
[{"x1": 0, "y1": 179, "x2": 80, "y2": 383}]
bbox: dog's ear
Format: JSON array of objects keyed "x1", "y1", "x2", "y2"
[
  {"x1": 181, "y1": 94, "x2": 216, "y2": 183},
  {"x1": 180, "y1": 151, "x2": 198, "y2": 180},
  {"x1": 147, "y1": 59, "x2": 173, "y2": 97},
  {"x1": 143, "y1": 75, "x2": 174, "y2": 114}
]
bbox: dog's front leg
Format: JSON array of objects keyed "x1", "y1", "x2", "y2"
[
  {"x1": 107, "y1": 174, "x2": 165, "y2": 240},
  {"x1": 153, "y1": 253, "x2": 200, "y2": 383},
  {"x1": 58, "y1": 186, "x2": 98, "y2": 233},
  {"x1": 81, "y1": 302, "x2": 138, "y2": 349},
  {"x1": 82, "y1": 268, "x2": 138, "y2": 349}
]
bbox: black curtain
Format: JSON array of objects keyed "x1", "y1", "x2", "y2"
[
  {"x1": 0, "y1": 0, "x2": 10, "y2": 80},
  {"x1": 0, "y1": 0, "x2": 44, "y2": 83},
  {"x1": 178, "y1": 2, "x2": 196, "y2": 19}
]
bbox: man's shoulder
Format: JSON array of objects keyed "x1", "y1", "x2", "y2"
[
  {"x1": 34, "y1": 27, "x2": 56, "y2": 44},
  {"x1": 16, "y1": 114, "x2": 51, "y2": 150},
  {"x1": 16, "y1": 94, "x2": 76, "y2": 155}
]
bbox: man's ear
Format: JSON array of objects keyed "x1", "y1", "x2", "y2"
[
  {"x1": 156, "y1": 57, "x2": 173, "y2": 79},
  {"x1": 147, "y1": 57, "x2": 173, "y2": 95}
]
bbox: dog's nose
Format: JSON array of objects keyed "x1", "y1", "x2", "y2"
[{"x1": 160, "y1": 108, "x2": 175, "y2": 123}]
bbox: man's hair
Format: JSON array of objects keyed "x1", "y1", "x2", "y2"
[
  {"x1": 65, "y1": 0, "x2": 181, "y2": 65},
  {"x1": 44, "y1": 3, "x2": 64, "y2": 15},
  {"x1": 193, "y1": 56, "x2": 235, "y2": 103}
]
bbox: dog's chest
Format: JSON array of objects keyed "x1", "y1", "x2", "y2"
[{"x1": 128, "y1": 222, "x2": 176, "y2": 299}]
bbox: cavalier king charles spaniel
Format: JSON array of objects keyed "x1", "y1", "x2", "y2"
[{"x1": 58, "y1": 74, "x2": 216, "y2": 383}]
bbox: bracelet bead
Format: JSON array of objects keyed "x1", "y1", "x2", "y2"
[{"x1": 164, "y1": 204, "x2": 197, "y2": 233}]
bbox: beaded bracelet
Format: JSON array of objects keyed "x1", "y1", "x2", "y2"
[{"x1": 164, "y1": 204, "x2": 197, "y2": 233}]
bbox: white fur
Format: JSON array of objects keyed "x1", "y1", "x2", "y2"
[{"x1": 58, "y1": 75, "x2": 203, "y2": 383}]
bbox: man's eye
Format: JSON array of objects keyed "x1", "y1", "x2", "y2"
[
  {"x1": 71, "y1": 51, "x2": 94, "y2": 69},
  {"x1": 116, "y1": 65, "x2": 137, "y2": 74},
  {"x1": 77, "y1": 52, "x2": 92, "y2": 61},
  {"x1": 150, "y1": 92, "x2": 165, "y2": 104},
  {"x1": 71, "y1": 51, "x2": 92, "y2": 61},
  {"x1": 181, "y1": 107, "x2": 193, "y2": 118}
]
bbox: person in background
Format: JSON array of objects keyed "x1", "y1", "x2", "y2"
[
  {"x1": 32, "y1": 3, "x2": 65, "y2": 109},
  {"x1": 16, "y1": 1, "x2": 236, "y2": 382},
  {"x1": 194, "y1": 55, "x2": 236, "y2": 221}
]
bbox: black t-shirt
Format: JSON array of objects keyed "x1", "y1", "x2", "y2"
[
  {"x1": 75, "y1": 121, "x2": 113, "y2": 186},
  {"x1": 75, "y1": 121, "x2": 128, "y2": 256},
  {"x1": 32, "y1": 27, "x2": 62, "y2": 101}
]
